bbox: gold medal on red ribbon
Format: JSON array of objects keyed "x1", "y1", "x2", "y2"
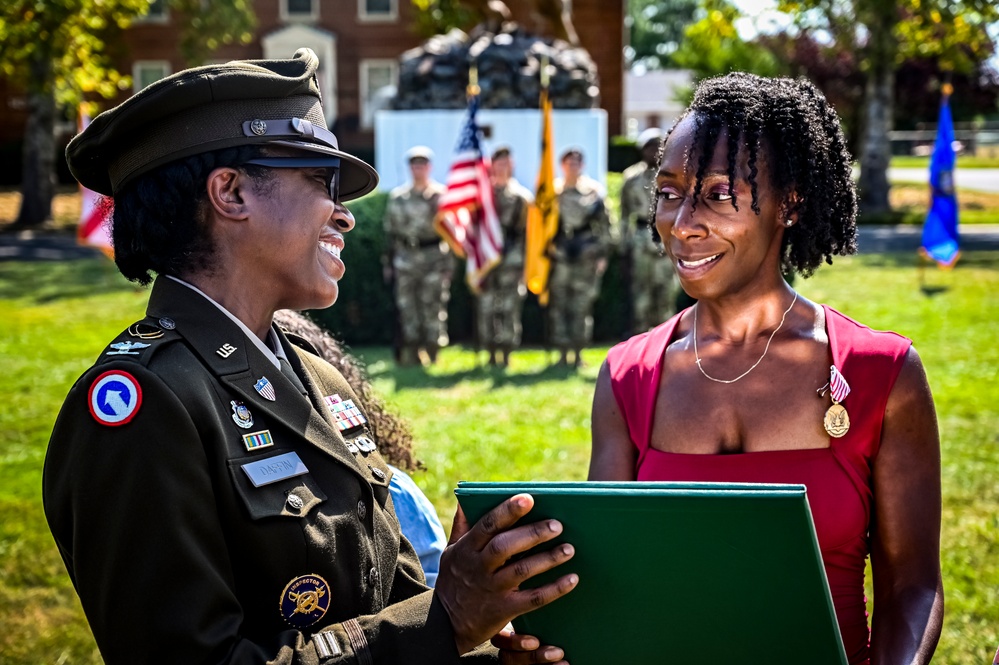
[{"x1": 823, "y1": 365, "x2": 850, "y2": 438}]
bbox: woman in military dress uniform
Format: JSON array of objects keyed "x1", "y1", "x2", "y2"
[{"x1": 43, "y1": 49, "x2": 576, "y2": 665}]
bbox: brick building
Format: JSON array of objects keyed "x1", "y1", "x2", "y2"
[{"x1": 1, "y1": 0, "x2": 623, "y2": 176}]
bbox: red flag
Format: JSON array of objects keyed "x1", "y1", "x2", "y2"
[
  {"x1": 434, "y1": 94, "x2": 502, "y2": 293},
  {"x1": 76, "y1": 108, "x2": 113, "y2": 258}
]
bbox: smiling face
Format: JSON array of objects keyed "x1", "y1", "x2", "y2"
[
  {"x1": 239, "y1": 156, "x2": 355, "y2": 312},
  {"x1": 654, "y1": 113, "x2": 789, "y2": 302}
]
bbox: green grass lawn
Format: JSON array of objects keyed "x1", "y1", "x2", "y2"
[
  {"x1": 1, "y1": 254, "x2": 997, "y2": 663},
  {"x1": 890, "y1": 155, "x2": 999, "y2": 169}
]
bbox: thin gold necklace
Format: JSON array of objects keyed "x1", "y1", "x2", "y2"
[{"x1": 693, "y1": 291, "x2": 798, "y2": 384}]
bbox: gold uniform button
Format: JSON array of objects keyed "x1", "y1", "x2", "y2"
[{"x1": 357, "y1": 500, "x2": 367, "y2": 520}]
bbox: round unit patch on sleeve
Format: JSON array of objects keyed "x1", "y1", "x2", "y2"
[
  {"x1": 279, "y1": 574, "x2": 331, "y2": 628},
  {"x1": 88, "y1": 370, "x2": 143, "y2": 427}
]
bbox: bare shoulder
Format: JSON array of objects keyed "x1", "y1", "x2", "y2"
[{"x1": 588, "y1": 360, "x2": 636, "y2": 481}]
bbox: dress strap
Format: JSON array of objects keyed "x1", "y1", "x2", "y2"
[{"x1": 606, "y1": 311, "x2": 685, "y2": 468}]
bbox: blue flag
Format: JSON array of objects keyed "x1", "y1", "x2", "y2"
[{"x1": 920, "y1": 95, "x2": 960, "y2": 267}]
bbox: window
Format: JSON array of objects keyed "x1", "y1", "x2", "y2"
[
  {"x1": 134, "y1": 0, "x2": 168, "y2": 24},
  {"x1": 262, "y1": 26, "x2": 337, "y2": 126},
  {"x1": 281, "y1": 0, "x2": 318, "y2": 22},
  {"x1": 358, "y1": 0, "x2": 397, "y2": 21},
  {"x1": 360, "y1": 60, "x2": 397, "y2": 129},
  {"x1": 132, "y1": 61, "x2": 171, "y2": 93}
]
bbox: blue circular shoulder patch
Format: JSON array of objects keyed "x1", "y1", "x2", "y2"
[
  {"x1": 88, "y1": 370, "x2": 143, "y2": 427},
  {"x1": 279, "y1": 574, "x2": 331, "y2": 628}
]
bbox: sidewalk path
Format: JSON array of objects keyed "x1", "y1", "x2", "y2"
[
  {"x1": 2, "y1": 226, "x2": 998, "y2": 263},
  {"x1": 0, "y1": 231, "x2": 104, "y2": 262},
  {"x1": 889, "y1": 167, "x2": 999, "y2": 193},
  {"x1": 857, "y1": 224, "x2": 999, "y2": 253}
]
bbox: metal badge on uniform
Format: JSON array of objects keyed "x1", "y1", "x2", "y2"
[
  {"x1": 242, "y1": 429, "x2": 273, "y2": 452},
  {"x1": 217, "y1": 343, "x2": 237, "y2": 358},
  {"x1": 254, "y1": 376, "x2": 276, "y2": 401},
  {"x1": 354, "y1": 436, "x2": 376, "y2": 453},
  {"x1": 88, "y1": 370, "x2": 143, "y2": 427},
  {"x1": 106, "y1": 341, "x2": 150, "y2": 356},
  {"x1": 326, "y1": 398, "x2": 367, "y2": 431},
  {"x1": 241, "y1": 451, "x2": 308, "y2": 487},
  {"x1": 158, "y1": 317, "x2": 176, "y2": 330},
  {"x1": 822, "y1": 365, "x2": 851, "y2": 438},
  {"x1": 231, "y1": 400, "x2": 254, "y2": 429},
  {"x1": 279, "y1": 574, "x2": 331, "y2": 628},
  {"x1": 127, "y1": 322, "x2": 164, "y2": 340}
]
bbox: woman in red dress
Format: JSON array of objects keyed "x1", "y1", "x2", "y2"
[{"x1": 589, "y1": 73, "x2": 943, "y2": 664}]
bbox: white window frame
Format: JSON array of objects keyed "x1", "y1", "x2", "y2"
[
  {"x1": 134, "y1": 0, "x2": 169, "y2": 24},
  {"x1": 132, "y1": 60, "x2": 171, "y2": 94},
  {"x1": 281, "y1": 0, "x2": 319, "y2": 23},
  {"x1": 358, "y1": 0, "x2": 397, "y2": 22},
  {"x1": 359, "y1": 59, "x2": 398, "y2": 129},
  {"x1": 262, "y1": 26, "x2": 337, "y2": 126}
]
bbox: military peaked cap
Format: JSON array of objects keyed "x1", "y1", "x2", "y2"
[{"x1": 66, "y1": 48, "x2": 378, "y2": 201}]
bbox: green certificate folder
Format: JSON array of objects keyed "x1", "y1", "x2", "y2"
[{"x1": 455, "y1": 481, "x2": 848, "y2": 665}]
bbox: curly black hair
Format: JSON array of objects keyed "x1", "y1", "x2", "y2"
[
  {"x1": 111, "y1": 146, "x2": 271, "y2": 285},
  {"x1": 661, "y1": 72, "x2": 858, "y2": 276}
]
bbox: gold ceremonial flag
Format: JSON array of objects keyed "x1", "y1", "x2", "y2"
[{"x1": 525, "y1": 84, "x2": 559, "y2": 306}]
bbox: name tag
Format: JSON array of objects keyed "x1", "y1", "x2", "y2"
[{"x1": 242, "y1": 451, "x2": 309, "y2": 488}]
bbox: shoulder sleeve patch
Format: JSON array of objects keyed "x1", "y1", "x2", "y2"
[{"x1": 88, "y1": 370, "x2": 143, "y2": 426}]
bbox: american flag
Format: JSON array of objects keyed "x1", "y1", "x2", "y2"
[
  {"x1": 434, "y1": 95, "x2": 502, "y2": 293},
  {"x1": 77, "y1": 108, "x2": 114, "y2": 258}
]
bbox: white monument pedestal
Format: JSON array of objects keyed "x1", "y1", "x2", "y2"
[{"x1": 374, "y1": 108, "x2": 608, "y2": 192}]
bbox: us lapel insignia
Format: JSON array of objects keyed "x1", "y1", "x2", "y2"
[
  {"x1": 106, "y1": 341, "x2": 151, "y2": 356},
  {"x1": 279, "y1": 574, "x2": 331, "y2": 628},
  {"x1": 242, "y1": 429, "x2": 274, "y2": 451},
  {"x1": 217, "y1": 343, "x2": 237, "y2": 358},
  {"x1": 254, "y1": 376, "x2": 276, "y2": 401},
  {"x1": 231, "y1": 400, "x2": 254, "y2": 429}
]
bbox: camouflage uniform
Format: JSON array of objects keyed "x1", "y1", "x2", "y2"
[
  {"x1": 620, "y1": 160, "x2": 679, "y2": 333},
  {"x1": 476, "y1": 178, "x2": 532, "y2": 352},
  {"x1": 548, "y1": 175, "x2": 611, "y2": 352},
  {"x1": 384, "y1": 180, "x2": 452, "y2": 355}
]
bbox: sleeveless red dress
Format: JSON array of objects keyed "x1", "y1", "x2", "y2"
[{"x1": 605, "y1": 305, "x2": 911, "y2": 665}]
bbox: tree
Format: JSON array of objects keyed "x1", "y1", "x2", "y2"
[
  {"x1": 773, "y1": 0, "x2": 998, "y2": 213},
  {"x1": 626, "y1": 0, "x2": 700, "y2": 72},
  {"x1": 672, "y1": 0, "x2": 785, "y2": 80},
  {"x1": 674, "y1": 0, "x2": 998, "y2": 214},
  {"x1": 0, "y1": 0, "x2": 254, "y2": 229}
]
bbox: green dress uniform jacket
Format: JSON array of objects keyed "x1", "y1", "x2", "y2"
[{"x1": 43, "y1": 277, "x2": 496, "y2": 665}]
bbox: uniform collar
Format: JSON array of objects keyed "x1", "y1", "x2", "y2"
[{"x1": 164, "y1": 275, "x2": 286, "y2": 369}]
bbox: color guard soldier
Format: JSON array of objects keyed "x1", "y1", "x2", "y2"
[
  {"x1": 383, "y1": 146, "x2": 452, "y2": 366},
  {"x1": 477, "y1": 146, "x2": 532, "y2": 367},
  {"x1": 43, "y1": 49, "x2": 577, "y2": 665},
  {"x1": 548, "y1": 147, "x2": 611, "y2": 367},
  {"x1": 620, "y1": 127, "x2": 679, "y2": 333}
]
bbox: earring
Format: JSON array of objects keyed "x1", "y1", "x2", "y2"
[{"x1": 784, "y1": 219, "x2": 794, "y2": 227}]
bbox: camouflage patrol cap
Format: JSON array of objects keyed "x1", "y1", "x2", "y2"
[{"x1": 66, "y1": 48, "x2": 378, "y2": 201}]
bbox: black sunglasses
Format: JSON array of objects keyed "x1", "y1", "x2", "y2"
[{"x1": 243, "y1": 156, "x2": 342, "y2": 202}]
